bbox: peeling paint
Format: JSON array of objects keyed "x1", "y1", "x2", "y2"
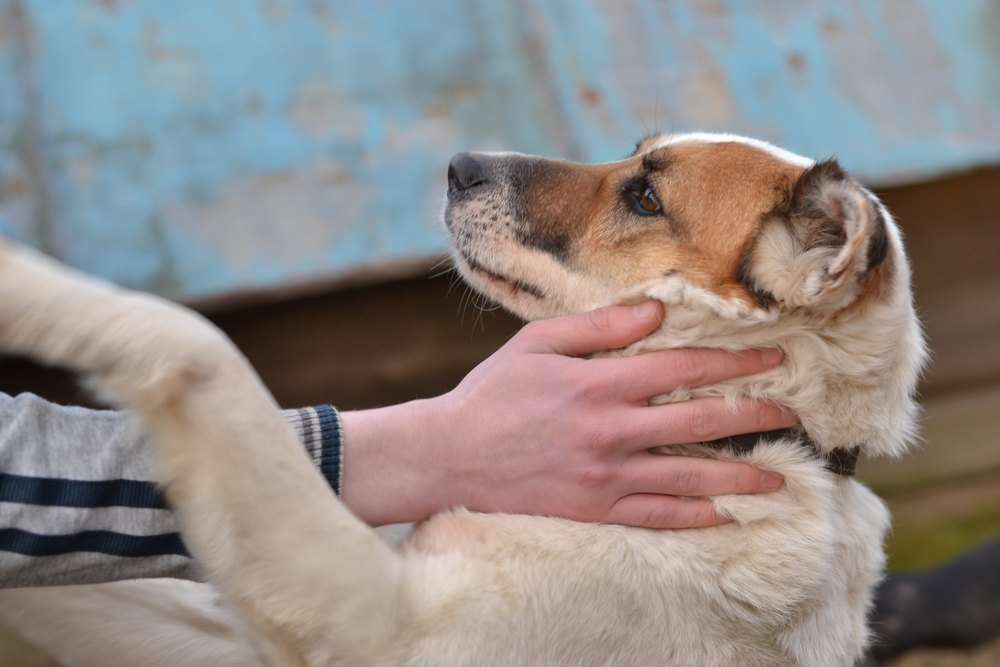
[
  {"x1": 289, "y1": 83, "x2": 363, "y2": 138},
  {"x1": 679, "y1": 67, "x2": 738, "y2": 129},
  {"x1": 164, "y1": 161, "x2": 366, "y2": 272},
  {"x1": 0, "y1": 164, "x2": 32, "y2": 241}
]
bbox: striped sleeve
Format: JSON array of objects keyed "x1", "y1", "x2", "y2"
[
  {"x1": 286, "y1": 404, "x2": 344, "y2": 496},
  {"x1": 0, "y1": 393, "x2": 343, "y2": 588}
]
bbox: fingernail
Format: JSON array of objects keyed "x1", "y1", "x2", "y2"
[
  {"x1": 761, "y1": 472, "x2": 784, "y2": 490},
  {"x1": 632, "y1": 301, "x2": 660, "y2": 320},
  {"x1": 760, "y1": 348, "x2": 783, "y2": 366}
]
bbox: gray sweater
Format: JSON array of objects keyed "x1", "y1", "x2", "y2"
[{"x1": 0, "y1": 393, "x2": 342, "y2": 588}]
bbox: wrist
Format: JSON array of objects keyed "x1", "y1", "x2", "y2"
[{"x1": 339, "y1": 394, "x2": 454, "y2": 527}]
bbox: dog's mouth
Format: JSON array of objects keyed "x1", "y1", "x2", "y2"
[{"x1": 459, "y1": 254, "x2": 547, "y2": 301}]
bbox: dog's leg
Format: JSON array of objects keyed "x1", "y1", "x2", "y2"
[{"x1": 0, "y1": 240, "x2": 405, "y2": 665}]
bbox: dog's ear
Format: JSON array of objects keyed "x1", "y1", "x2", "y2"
[{"x1": 745, "y1": 159, "x2": 890, "y2": 311}]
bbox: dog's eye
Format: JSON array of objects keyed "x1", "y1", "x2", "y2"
[
  {"x1": 625, "y1": 184, "x2": 662, "y2": 216},
  {"x1": 638, "y1": 187, "x2": 661, "y2": 213}
]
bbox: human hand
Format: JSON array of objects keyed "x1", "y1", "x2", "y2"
[{"x1": 340, "y1": 301, "x2": 795, "y2": 528}]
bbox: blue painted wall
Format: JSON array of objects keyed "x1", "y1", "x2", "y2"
[{"x1": 1, "y1": 0, "x2": 998, "y2": 301}]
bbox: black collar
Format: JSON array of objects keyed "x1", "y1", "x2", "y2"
[{"x1": 703, "y1": 427, "x2": 860, "y2": 477}]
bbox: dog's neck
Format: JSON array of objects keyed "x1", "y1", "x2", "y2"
[
  {"x1": 611, "y1": 270, "x2": 925, "y2": 462},
  {"x1": 704, "y1": 427, "x2": 861, "y2": 476},
  {"x1": 642, "y1": 311, "x2": 920, "y2": 459}
]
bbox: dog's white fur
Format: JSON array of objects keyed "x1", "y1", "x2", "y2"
[{"x1": 0, "y1": 134, "x2": 925, "y2": 666}]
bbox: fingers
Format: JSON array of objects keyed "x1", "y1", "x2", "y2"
[
  {"x1": 603, "y1": 494, "x2": 730, "y2": 529},
  {"x1": 621, "y1": 453, "x2": 784, "y2": 497},
  {"x1": 592, "y1": 347, "x2": 784, "y2": 402},
  {"x1": 622, "y1": 397, "x2": 798, "y2": 450},
  {"x1": 516, "y1": 302, "x2": 664, "y2": 357},
  {"x1": 601, "y1": 454, "x2": 786, "y2": 528}
]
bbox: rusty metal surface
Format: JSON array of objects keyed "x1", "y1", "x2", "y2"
[{"x1": 0, "y1": 0, "x2": 998, "y2": 300}]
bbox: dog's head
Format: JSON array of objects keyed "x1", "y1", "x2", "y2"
[{"x1": 444, "y1": 133, "x2": 926, "y2": 457}]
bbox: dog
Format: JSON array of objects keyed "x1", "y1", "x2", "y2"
[{"x1": 0, "y1": 132, "x2": 925, "y2": 666}]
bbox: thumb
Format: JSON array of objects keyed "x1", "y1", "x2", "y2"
[{"x1": 519, "y1": 301, "x2": 664, "y2": 356}]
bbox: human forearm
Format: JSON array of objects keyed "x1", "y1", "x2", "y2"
[{"x1": 0, "y1": 393, "x2": 342, "y2": 587}]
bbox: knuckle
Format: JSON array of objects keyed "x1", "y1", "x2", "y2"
[
  {"x1": 569, "y1": 370, "x2": 606, "y2": 404},
  {"x1": 585, "y1": 306, "x2": 616, "y2": 334},
  {"x1": 687, "y1": 404, "x2": 719, "y2": 441},
  {"x1": 576, "y1": 463, "x2": 613, "y2": 490},
  {"x1": 733, "y1": 464, "x2": 757, "y2": 492},
  {"x1": 689, "y1": 501, "x2": 722, "y2": 527},
  {"x1": 726, "y1": 349, "x2": 754, "y2": 376},
  {"x1": 754, "y1": 404, "x2": 778, "y2": 431},
  {"x1": 643, "y1": 504, "x2": 681, "y2": 528},
  {"x1": 672, "y1": 352, "x2": 708, "y2": 388},
  {"x1": 756, "y1": 403, "x2": 790, "y2": 431},
  {"x1": 668, "y1": 465, "x2": 704, "y2": 496},
  {"x1": 729, "y1": 399, "x2": 765, "y2": 433}
]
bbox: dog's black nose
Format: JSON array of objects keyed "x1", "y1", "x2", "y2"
[{"x1": 448, "y1": 153, "x2": 488, "y2": 193}]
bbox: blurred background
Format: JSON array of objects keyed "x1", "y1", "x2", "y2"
[{"x1": 1, "y1": 1, "x2": 998, "y2": 664}]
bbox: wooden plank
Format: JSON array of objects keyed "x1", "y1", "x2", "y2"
[
  {"x1": 879, "y1": 166, "x2": 1000, "y2": 396},
  {"x1": 859, "y1": 385, "x2": 1000, "y2": 494}
]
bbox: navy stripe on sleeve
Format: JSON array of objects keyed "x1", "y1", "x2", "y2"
[
  {"x1": 0, "y1": 473, "x2": 168, "y2": 509},
  {"x1": 0, "y1": 528, "x2": 189, "y2": 558},
  {"x1": 314, "y1": 404, "x2": 342, "y2": 495}
]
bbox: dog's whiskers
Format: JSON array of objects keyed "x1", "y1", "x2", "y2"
[
  {"x1": 444, "y1": 271, "x2": 465, "y2": 298},
  {"x1": 429, "y1": 265, "x2": 456, "y2": 281},
  {"x1": 427, "y1": 253, "x2": 454, "y2": 275},
  {"x1": 456, "y1": 284, "x2": 475, "y2": 325}
]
